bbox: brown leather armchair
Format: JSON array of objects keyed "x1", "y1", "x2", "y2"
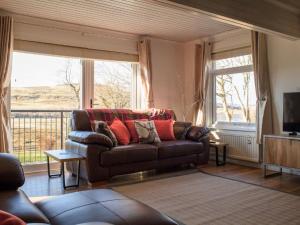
[{"x1": 0, "y1": 153, "x2": 184, "y2": 225}]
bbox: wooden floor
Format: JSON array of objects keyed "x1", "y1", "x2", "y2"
[
  {"x1": 200, "y1": 161, "x2": 300, "y2": 195},
  {"x1": 21, "y1": 161, "x2": 300, "y2": 198}
]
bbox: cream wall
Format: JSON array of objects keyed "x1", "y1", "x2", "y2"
[
  {"x1": 267, "y1": 36, "x2": 300, "y2": 134},
  {"x1": 149, "y1": 38, "x2": 186, "y2": 120}
]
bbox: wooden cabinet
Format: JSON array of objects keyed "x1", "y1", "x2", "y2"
[{"x1": 263, "y1": 135, "x2": 300, "y2": 176}]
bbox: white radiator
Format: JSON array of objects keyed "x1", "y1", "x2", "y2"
[{"x1": 216, "y1": 132, "x2": 259, "y2": 162}]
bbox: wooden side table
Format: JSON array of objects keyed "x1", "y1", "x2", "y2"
[
  {"x1": 44, "y1": 150, "x2": 86, "y2": 189},
  {"x1": 209, "y1": 141, "x2": 228, "y2": 166}
]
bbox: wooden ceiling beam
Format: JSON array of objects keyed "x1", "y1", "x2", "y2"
[{"x1": 160, "y1": 0, "x2": 300, "y2": 39}]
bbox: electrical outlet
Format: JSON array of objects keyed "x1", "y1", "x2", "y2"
[{"x1": 247, "y1": 138, "x2": 252, "y2": 145}]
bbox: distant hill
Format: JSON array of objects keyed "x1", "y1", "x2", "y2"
[
  {"x1": 11, "y1": 83, "x2": 131, "y2": 110},
  {"x1": 11, "y1": 84, "x2": 80, "y2": 110}
]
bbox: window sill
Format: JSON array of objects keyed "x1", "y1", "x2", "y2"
[{"x1": 210, "y1": 121, "x2": 256, "y2": 133}]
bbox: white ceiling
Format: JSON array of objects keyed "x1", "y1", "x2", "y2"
[{"x1": 0, "y1": 0, "x2": 237, "y2": 42}]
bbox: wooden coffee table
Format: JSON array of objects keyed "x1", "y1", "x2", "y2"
[{"x1": 44, "y1": 150, "x2": 86, "y2": 189}]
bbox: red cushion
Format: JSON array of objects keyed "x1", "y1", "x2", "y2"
[
  {"x1": 154, "y1": 120, "x2": 176, "y2": 141},
  {"x1": 109, "y1": 118, "x2": 131, "y2": 145},
  {"x1": 0, "y1": 210, "x2": 26, "y2": 225},
  {"x1": 125, "y1": 119, "x2": 148, "y2": 143},
  {"x1": 124, "y1": 120, "x2": 139, "y2": 143}
]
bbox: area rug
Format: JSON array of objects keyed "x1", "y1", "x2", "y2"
[{"x1": 113, "y1": 172, "x2": 300, "y2": 225}]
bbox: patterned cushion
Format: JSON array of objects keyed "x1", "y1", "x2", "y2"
[
  {"x1": 135, "y1": 120, "x2": 161, "y2": 144},
  {"x1": 94, "y1": 120, "x2": 118, "y2": 146}
]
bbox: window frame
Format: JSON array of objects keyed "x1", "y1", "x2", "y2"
[
  {"x1": 211, "y1": 49, "x2": 256, "y2": 131},
  {"x1": 90, "y1": 60, "x2": 140, "y2": 110}
]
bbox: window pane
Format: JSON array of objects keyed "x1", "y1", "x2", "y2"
[
  {"x1": 94, "y1": 60, "x2": 133, "y2": 109},
  {"x1": 215, "y1": 72, "x2": 256, "y2": 123},
  {"x1": 215, "y1": 54, "x2": 253, "y2": 70},
  {"x1": 11, "y1": 52, "x2": 81, "y2": 110}
]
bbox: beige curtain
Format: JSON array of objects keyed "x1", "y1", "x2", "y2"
[
  {"x1": 193, "y1": 42, "x2": 212, "y2": 126},
  {"x1": 138, "y1": 39, "x2": 154, "y2": 108},
  {"x1": 0, "y1": 16, "x2": 13, "y2": 153},
  {"x1": 251, "y1": 31, "x2": 273, "y2": 144}
]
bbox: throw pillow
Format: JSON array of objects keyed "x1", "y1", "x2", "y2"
[
  {"x1": 124, "y1": 120, "x2": 139, "y2": 143},
  {"x1": 173, "y1": 121, "x2": 192, "y2": 140},
  {"x1": 0, "y1": 210, "x2": 26, "y2": 225},
  {"x1": 186, "y1": 126, "x2": 210, "y2": 141},
  {"x1": 109, "y1": 118, "x2": 131, "y2": 145},
  {"x1": 135, "y1": 120, "x2": 161, "y2": 144},
  {"x1": 125, "y1": 119, "x2": 148, "y2": 143},
  {"x1": 95, "y1": 120, "x2": 118, "y2": 146},
  {"x1": 153, "y1": 119, "x2": 176, "y2": 141}
]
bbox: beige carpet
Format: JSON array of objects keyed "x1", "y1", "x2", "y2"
[{"x1": 113, "y1": 172, "x2": 300, "y2": 225}]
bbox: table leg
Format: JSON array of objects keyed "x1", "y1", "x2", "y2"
[
  {"x1": 216, "y1": 146, "x2": 226, "y2": 166},
  {"x1": 62, "y1": 160, "x2": 81, "y2": 189},
  {"x1": 215, "y1": 146, "x2": 219, "y2": 166},
  {"x1": 264, "y1": 164, "x2": 282, "y2": 178},
  {"x1": 223, "y1": 145, "x2": 227, "y2": 165},
  {"x1": 47, "y1": 156, "x2": 50, "y2": 178},
  {"x1": 62, "y1": 162, "x2": 66, "y2": 189},
  {"x1": 47, "y1": 156, "x2": 62, "y2": 178}
]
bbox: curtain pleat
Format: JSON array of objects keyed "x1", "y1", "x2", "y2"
[
  {"x1": 251, "y1": 31, "x2": 273, "y2": 144},
  {"x1": 193, "y1": 42, "x2": 212, "y2": 126},
  {"x1": 0, "y1": 16, "x2": 13, "y2": 153},
  {"x1": 138, "y1": 39, "x2": 154, "y2": 108}
]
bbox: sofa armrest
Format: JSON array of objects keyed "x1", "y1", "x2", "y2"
[
  {"x1": 68, "y1": 131, "x2": 113, "y2": 148},
  {"x1": 0, "y1": 153, "x2": 25, "y2": 190},
  {"x1": 186, "y1": 126, "x2": 210, "y2": 142}
]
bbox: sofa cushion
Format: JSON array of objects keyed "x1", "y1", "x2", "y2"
[
  {"x1": 35, "y1": 189, "x2": 179, "y2": 225},
  {"x1": 154, "y1": 120, "x2": 176, "y2": 141},
  {"x1": 95, "y1": 121, "x2": 118, "y2": 147},
  {"x1": 173, "y1": 121, "x2": 192, "y2": 140},
  {"x1": 0, "y1": 190, "x2": 50, "y2": 224},
  {"x1": 109, "y1": 119, "x2": 131, "y2": 145},
  {"x1": 135, "y1": 120, "x2": 161, "y2": 144},
  {"x1": 156, "y1": 140, "x2": 204, "y2": 159},
  {"x1": 186, "y1": 126, "x2": 210, "y2": 142},
  {"x1": 0, "y1": 210, "x2": 26, "y2": 225},
  {"x1": 125, "y1": 120, "x2": 142, "y2": 143},
  {"x1": 101, "y1": 144, "x2": 158, "y2": 166}
]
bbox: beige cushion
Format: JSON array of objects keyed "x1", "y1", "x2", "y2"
[{"x1": 134, "y1": 120, "x2": 161, "y2": 144}]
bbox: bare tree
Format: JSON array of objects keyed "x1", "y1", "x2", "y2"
[
  {"x1": 215, "y1": 54, "x2": 254, "y2": 123},
  {"x1": 216, "y1": 74, "x2": 233, "y2": 122},
  {"x1": 62, "y1": 60, "x2": 80, "y2": 109},
  {"x1": 94, "y1": 62, "x2": 132, "y2": 109}
]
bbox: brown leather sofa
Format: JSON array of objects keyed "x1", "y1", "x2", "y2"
[
  {"x1": 66, "y1": 110, "x2": 210, "y2": 183},
  {"x1": 0, "y1": 153, "x2": 183, "y2": 225}
]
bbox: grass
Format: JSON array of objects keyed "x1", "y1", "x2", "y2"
[{"x1": 13, "y1": 151, "x2": 48, "y2": 164}]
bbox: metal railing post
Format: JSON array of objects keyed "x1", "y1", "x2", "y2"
[{"x1": 60, "y1": 111, "x2": 64, "y2": 149}]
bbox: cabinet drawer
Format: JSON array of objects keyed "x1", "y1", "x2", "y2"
[{"x1": 264, "y1": 137, "x2": 300, "y2": 168}]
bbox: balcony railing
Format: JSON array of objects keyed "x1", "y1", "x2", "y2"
[{"x1": 11, "y1": 110, "x2": 72, "y2": 164}]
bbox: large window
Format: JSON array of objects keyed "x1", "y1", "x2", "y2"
[
  {"x1": 93, "y1": 60, "x2": 139, "y2": 109},
  {"x1": 11, "y1": 52, "x2": 82, "y2": 110},
  {"x1": 212, "y1": 51, "x2": 256, "y2": 126}
]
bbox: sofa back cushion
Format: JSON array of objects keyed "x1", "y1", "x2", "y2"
[{"x1": 71, "y1": 108, "x2": 176, "y2": 132}]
